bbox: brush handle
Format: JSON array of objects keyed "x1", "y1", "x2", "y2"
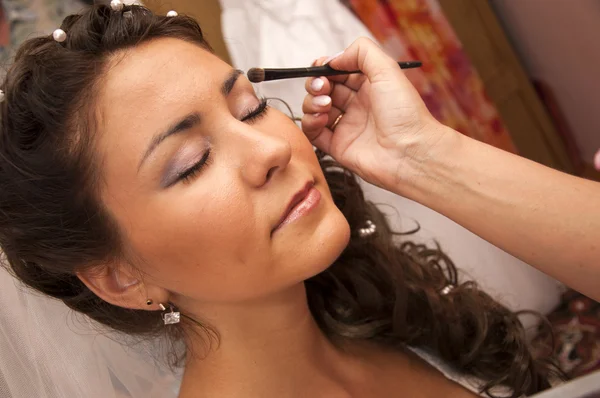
[{"x1": 261, "y1": 61, "x2": 422, "y2": 82}]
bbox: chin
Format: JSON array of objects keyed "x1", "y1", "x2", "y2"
[
  {"x1": 297, "y1": 206, "x2": 351, "y2": 281},
  {"x1": 270, "y1": 188, "x2": 351, "y2": 290}
]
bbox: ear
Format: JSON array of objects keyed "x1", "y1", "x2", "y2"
[{"x1": 77, "y1": 262, "x2": 169, "y2": 311}]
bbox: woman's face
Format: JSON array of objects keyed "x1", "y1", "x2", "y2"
[{"x1": 96, "y1": 38, "x2": 350, "y2": 306}]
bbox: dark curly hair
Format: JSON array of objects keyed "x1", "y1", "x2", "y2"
[{"x1": 0, "y1": 4, "x2": 561, "y2": 397}]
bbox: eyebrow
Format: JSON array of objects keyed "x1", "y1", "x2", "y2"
[
  {"x1": 137, "y1": 69, "x2": 244, "y2": 171},
  {"x1": 221, "y1": 69, "x2": 244, "y2": 96}
]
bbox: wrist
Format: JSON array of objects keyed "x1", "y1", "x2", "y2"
[{"x1": 392, "y1": 123, "x2": 464, "y2": 202}]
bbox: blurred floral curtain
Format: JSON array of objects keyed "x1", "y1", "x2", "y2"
[{"x1": 344, "y1": 0, "x2": 516, "y2": 153}]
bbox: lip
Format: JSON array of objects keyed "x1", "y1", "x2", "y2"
[{"x1": 272, "y1": 181, "x2": 321, "y2": 234}]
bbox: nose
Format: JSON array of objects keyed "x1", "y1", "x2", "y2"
[{"x1": 235, "y1": 124, "x2": 292, "y2": 187}]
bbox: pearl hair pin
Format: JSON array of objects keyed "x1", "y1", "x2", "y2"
[
  {"x1": 358, "y1": 220, "x2": 377, "y2": 238},
  {"x1": 440, "y1": 285, "x2": 454, "y2": 295},
  {"x1": 51, "y1": 5, "x2": 179, "y2": 45},
  {"x1": 53, "y1": 29, "x2": 67, "y2": 43},
  {"x1": 110, "y1": 0, "x2": 124, "y2": 11}
]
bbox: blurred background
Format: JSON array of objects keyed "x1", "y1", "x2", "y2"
[
  {"x1": 2, "y1": 0, "x2": 599, "y2": 179},
  {"x1": 0, "y1": 0, "x2": 598, "y2": 381}
]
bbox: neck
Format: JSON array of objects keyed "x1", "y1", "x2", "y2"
[{"x1": 178, "y1": 284, "x2": 361, "y2": 397}]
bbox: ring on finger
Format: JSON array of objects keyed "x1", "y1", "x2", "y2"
[{"x1": 331, "y1": 113, "x2": 344, "y2": 131}]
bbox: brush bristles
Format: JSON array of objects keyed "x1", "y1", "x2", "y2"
[{"x1": 247, "y1": 68, "x2": 265, "y2": 83}]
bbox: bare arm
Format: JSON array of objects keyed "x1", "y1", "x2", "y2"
[
  {"x1": 399, "y1": 128, "x2": 600, "y2": 301},
  {"x1": 300, "y1": 37, "x2": 599, "y2": 300}
]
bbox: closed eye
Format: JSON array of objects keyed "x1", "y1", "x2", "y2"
[
  {"x1": 241, "y1": 98, "x2": 268, "y2": 123},
  {"x1": 170, "y1": 98, "x2": 270, "y2": 187},
  {"x1": 172, "y1": 149, "x2": 211, "y2": 186},
  {"x1": 171, "y1": 98, "x2": 269, "y2": 187}
]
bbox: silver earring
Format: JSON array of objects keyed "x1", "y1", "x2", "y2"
[
  {"x1": 110, "y1": 0, "x2": 124, "y2": 11},
  {"x1": 358, "y1": 220, "x2": 376, "y2": 238},
  {"x1": 159, "y1": 303, "x2": 180, "y2": 325},
  {"x1": 53, "y1": 29, "x2": 67, "y2": 43}
]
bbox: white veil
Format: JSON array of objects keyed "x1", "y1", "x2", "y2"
[
  {"x1": 0, "y1": 2, "x2": 184, "y2": 393},
  {"x1": 0, "y1": 265, "x2": 181, "y2": 398}
]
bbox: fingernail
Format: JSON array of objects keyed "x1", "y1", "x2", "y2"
[
  {"x1": 311, "y1": 78, "x2": 325, "y2": 91},
  {"x1": 594, "y1": 149, "x2": 600, "y2": 171},
  {"x1": 313, "y1": 95, "x2": 331, "y2": 107},
  {"x1": 323, "y1": 51, "x2": 344, "y2": 65}
]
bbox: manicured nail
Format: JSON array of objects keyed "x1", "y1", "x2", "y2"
[
  {"x1": 313, "y1": 95, "x2": 331, "y2": 107},
  {"x1": 311, "y1": 78, "x2": 325, "y2": 91},
  {"x1": 323, "y1": 51, "x2": 344, "y2": 65}
]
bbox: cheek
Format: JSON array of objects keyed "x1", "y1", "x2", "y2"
[
  {"x1": 111, "y1": 179, "x2": 272, "y2": 301},
  {"x1": 268, "y1": 117, "x2": 352, "y2": 279},
  {"x1": 282, "y1": 120, "x2": 332, "y2": 197}
]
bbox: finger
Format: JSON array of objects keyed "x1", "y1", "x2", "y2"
[
  {"x1": 304, "y1": 76, "x2": 332, "y2": 96},
  {"x1": 325, "y1": 73, "x2": 367, "y2": 92},
  {"x1": 312, "y1": 56, "x2": 367, "y2": 92},
  {"x1": 312, "y1": 56, "x2": 330, "y2": 67},
  {"x1": 326, "y1": 37, "x2": 411, "y2": 87},
  {"x1": 325, "y1": 106, "x2": 344, "y2": 131},
  {"x1": 301, "y1": 117, "x2": 333, "y2": 154},
  {"x1": 301, "y1": 112, "x2": 328, "y2": 137},
  {"x1": 329, "y1": 83, "x2": 357, "y2": 114},
  {"x1": 302, "y1": 94, "x2": 333, "y2": 115}
]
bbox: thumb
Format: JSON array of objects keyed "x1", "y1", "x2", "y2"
[{"x1": 325, "y1": 37, "x2": 402, "y2": 85}]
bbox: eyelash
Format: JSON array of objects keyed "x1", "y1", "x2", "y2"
[
  {"x1": 176, "y1": 149, "x2": 211, "y2": 185},
  {"x1": 176, "y1": 98, "x2": 269, "y2": 184},
  {"x1": 241, "y1": 97, "x2": 269, "y2": 123}
]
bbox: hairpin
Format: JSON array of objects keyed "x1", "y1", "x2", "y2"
[
  {"x1": 110, "y1": 0, "x2": 124, "y2": 11},
  {"x1": 166, "y1": 10, "x2": 178, "y2": 17},
  {"x1": 440, "y1": 285, "x2": 454, "y2": 295},
  {"x1": 0, "y1": 90, "x2": 5, "y2": 103},
  {"x1": 358, "y1": 220, "x2": 377, "y2": 238},
  {"x1": 53, "y1": 29, "x2": 67, "y2": 43}
]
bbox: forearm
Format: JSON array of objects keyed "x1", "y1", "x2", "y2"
[{"x1": 397, "y1": 127, "x2": 600, "y2": 301}]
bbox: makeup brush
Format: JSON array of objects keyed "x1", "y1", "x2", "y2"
[{"x1": 247, "y1": 61, "x2": 422, "y2": 83}]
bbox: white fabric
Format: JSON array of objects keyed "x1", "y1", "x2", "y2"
[
  {"x1": 219, "y1": 0, "x2": 376, "y2": 118},
  {"x1": 0, "y1": 266, "x2": 181, "y2": 398},
  {"x1": 219, "y1": 0, "x2": 564, "y2": 319},
  {"x1": 408, "y1": 346, "x2": 514, "y2": 397}
]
